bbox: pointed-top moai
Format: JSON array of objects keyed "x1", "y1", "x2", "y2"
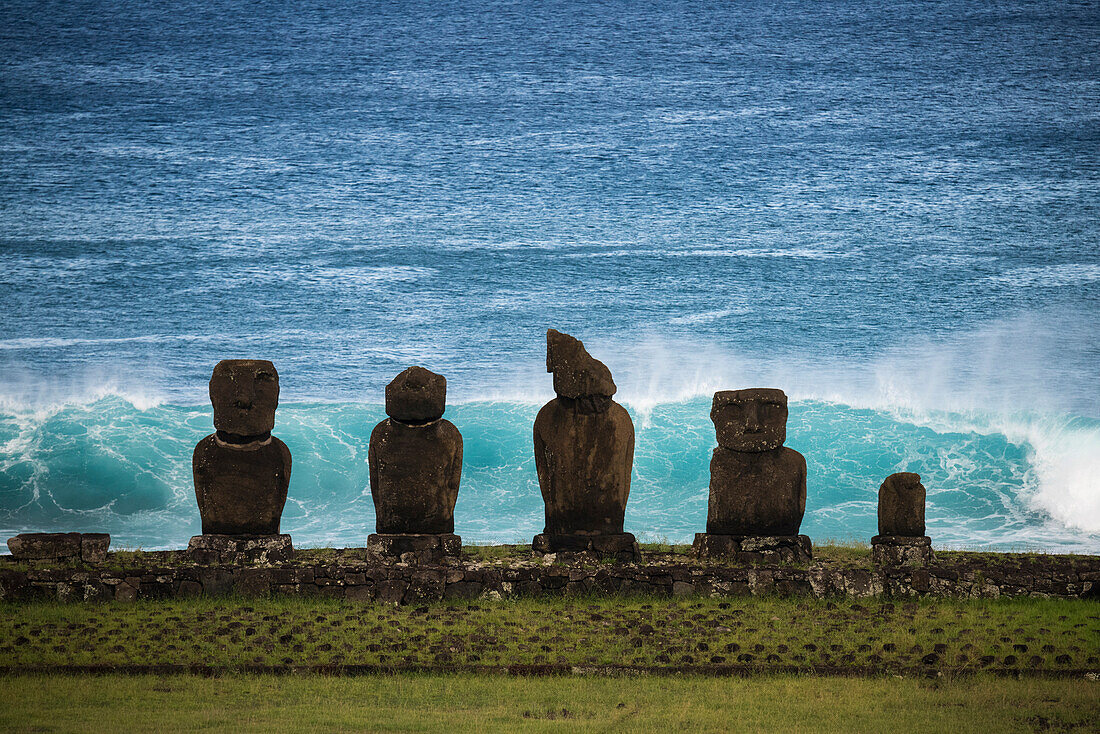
[
  {"x1": 190, "y1": 359, "x2": 293, "y2": 563},
  {"x1": 693, "y1": 388, "x2": 811, "y2": 563},
  {"x1": 368, "y1": 366, "x2": 463, "y2": 563},
  {"x1": 872, "y1": 472, "x2": 933, "y2": 566},
  {"x1": 532, "y1": 329, "x2": 639, "y2": 561}
]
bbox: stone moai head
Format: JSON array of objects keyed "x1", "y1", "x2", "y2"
[
  {"x1": 385, "y1": 366, "x2": 446, "y2": 423},
  {"x1": 711, "y1": 388, "x2": 788, "y2": 452},
  {"x1": 209, "y1": 360, "x2": 280, "y2": 436},
  {"x1": 878, "y1": 472, "x2": 926, "y2": 537},
  {"x1": 546, "y1": 329, "x2": 616, "y2": 399}
]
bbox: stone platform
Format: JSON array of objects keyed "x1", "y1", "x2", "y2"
[
  {"x1": 1, "y1": 545, "x2": 1097, "y2": 604},
  {"x1": 693, "y1": 534, "x2": 812, "y2": 564},
  {"x1": 7, "y1": 533, "x2": 110, "y2": 564},
  {"x1": 531, "y1": 533, "x2": 641, "y2": 562},
  {"x1": 187, "y1": 534, "x2": 294, "y2": 564},
  {"x1": 367, "y1": 533, "x2": 461, "y2": 564},
  {"x1": 872, "y1": 535, "x2": 934, "y2": 567}
]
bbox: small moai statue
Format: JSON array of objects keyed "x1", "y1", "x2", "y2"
[
  {"x1": 872, "y1": 472, "x2": 933, "y2": 567},
  {"x1": 531, "y1": 329, "x2": 639, "y2": 561},
  {"x1": 693, "y1": 388, "x2": 812, "y2": 563},
  {"x1": 189, "y1": 359, "x2": 293, "y2": 563},
  {"x1": 367, "y1": 366, "x2": 463, "y2": 564}
]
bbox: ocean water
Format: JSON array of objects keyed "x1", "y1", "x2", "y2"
[{"x1": 1, "y1": 0, "x2": 1097, "y2": 552}]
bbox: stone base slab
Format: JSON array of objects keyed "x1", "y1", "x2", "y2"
[
  {"x1": 187, "y1": 534, "x2": 293, "y2": 565},
  {"x1": 532, "y1": 533, "x2": 641, "y2": 562},
  {"x1": 693, "y1": 534, "x2": 812, "y2": 564},
  {"x1": 6, "y1": 533, "x2": 111, "y2": 564},
  {"x1": 367, "y1": 533, "x2": 461, "y2": 564},
  {"x1": 872, "y1": 536, "x2": 934, "y2": 567}
]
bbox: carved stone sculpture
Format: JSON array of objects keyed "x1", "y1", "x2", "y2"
[
  {"x1": 368, "y1": 366, "x2": 463, "y2": 563},
  {"x1": 694, "y1": 388, "x2": 811, "y2": 563},
  {"x1": 532, "y1": 329, "x2": 638, "y2": 561},
  {"x1": 872, "y1": 472, "x2": 933, "y2": 567},
  {"x1": 190, "y1": 359, "x2": 293, "y2": 562}
]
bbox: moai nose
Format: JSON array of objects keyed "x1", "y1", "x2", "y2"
[{"x1": 745, "y1": 404, "x2": 763, "y2": 432}]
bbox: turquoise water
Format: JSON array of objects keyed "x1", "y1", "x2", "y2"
[
  {"x1": 0, "y1": 394, "x2": 1096, "y2": 552},
  {"x1": 0, "y1": 0, "x2": 1098, "y2": 551}
]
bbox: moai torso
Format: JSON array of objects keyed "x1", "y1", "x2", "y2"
[
  {"x1": 369, "y1": 366, "x2": 463, "y2": 534},
  {"x1": 533, "y1": 330, "x2": 635, "y2": 535},
  {"x1": 192, "y1": 360, "x2": 291, "y2": 535},
  {"x1": 706, "y1": 388, "x2": 806, "y2": 536},
  {"x1": 193, "y1": 434, "x2": 291, "y2": 535},
  {"x1": 878, "y1": 472, "x2": 926, "y2": 537}
]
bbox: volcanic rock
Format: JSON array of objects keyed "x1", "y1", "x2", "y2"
[
  {"x1": 370, "y1": 367, "x2": 463, "y2": 535},
  {"x1": 385, "y1": 366, "x2": 447, "y2": 423},
  {"x1": 705, "y1": 389, "x2": 806, "y2": 536},
  {"x1": 533, "y1": 330, "x2": 635, "y2": 539},
  {"x1": 209, "y1": 359, "x2": 279, "y2": 437},
  {"x1": 193, "y1": 359, "x2": 291, "y2": 535},
  {"x1": 877, "y1": 472, "x2": 926, "y2": 537}
]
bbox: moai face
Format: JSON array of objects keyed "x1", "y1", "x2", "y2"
[
  {"x1": 209, "y1": 360, "x2": 280, "y2": 436},
  {"x1": 546, "y1": 328, "x2": 616, "y2": 399},
  {"x1": 711, "y1": 388, "x2": 788, "y2": 452},
  {"x1": 385, "y1": 366, "x2": 446, "y2": 423}
]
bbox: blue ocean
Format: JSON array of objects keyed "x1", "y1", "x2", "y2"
[{"x1": 1, "y1": 0, "x2": 1097, "y2": 553}]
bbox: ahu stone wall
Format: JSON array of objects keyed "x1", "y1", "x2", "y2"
[{"x1": 1, "y1": 549, "x2": 1096, "y2": 605}]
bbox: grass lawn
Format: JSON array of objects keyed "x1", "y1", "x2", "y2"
[
  {"x1": 0, "y1": 673, "x2": 1097, "y2": 733},
  {"x1": 2, "y1": 595, "x2": 1097, "y2": 673}
]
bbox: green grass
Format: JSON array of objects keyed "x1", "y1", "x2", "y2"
[
  {"x1": 2, "y1": 595, "x2": 1096, "y2": 673},
  {"x1": 0, "y1": 673, "x2": 1097, "y2": 733}
]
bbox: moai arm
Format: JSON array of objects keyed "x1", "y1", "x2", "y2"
[
  {"x1": 368, "y1": 423, "x2": 381, "y2": 497},
  {"x1": 449, "y1": 429, "x2": 464, "y2": 507},
  {"x1": 797, "y1": 450, "x2": 807, "y2": 518},
  {"x1": 533, "y1": 417, "x2": 549, "y2": 502}
]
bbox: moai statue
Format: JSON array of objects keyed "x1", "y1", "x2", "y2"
[
  {"x1": 872, "y1": 472, "x2": 933, "y2": 567},
  {"x1": 367, "y1": 366, "x2": 463, "y2": 563},
  {"x1": 693, "y1": 388, "x2": 812, "y2": 563},
  {"x1": 189, "y1": 359, "x2": 293, "y2": 563},
  {"x1": 532, "y1": 329, "x2": 639, "y2": 561}
]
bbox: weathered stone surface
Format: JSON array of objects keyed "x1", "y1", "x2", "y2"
[
  {"x1": 209, "y1": 359, "x2": 279, "y2": 436},
  {"x1": 367, "y1": 533, "x2": 462, "y2": 565},
  {"x1": 873, "y1": 535, "x2": 934, "y2": 567},
  {"x1": 711, "y1": 388, "x2": 788, "y2": 453},
  {"x1": 534, "y1": 330, "x2": 635, "y2": 539},
  {"x1": 531, "y1": 533, "x2": 641, "y2": 562},
  {"x1": 1, "y1": 546, "x2": 1097, "y2": 603},
  {"x1": 705, "y1": 388, "x2": 807, "y2": 536},
  {"x1": 186, "y1": 534, "x2": 293, "y2": 564},
  {"x1": 369, "y1": 420, "x2": 462, "y2": 534},
  {"x1": 693, "y1": 534, "x2": 812, "y2": 564},
  {"x1": 878, "y1": 472, "x2": 926, "y2": 537},
  {"x1": 545, "y1": 328, "x2": 616, "y2": 400},
  {"x1": 80, "y1": 534, "x2": 110, "y2": 563},
  {"x1": 193, "y1": 435, "x2": 291, "y2": 535},
  {"x1": 385, "y1": 366, "x2": 447, "y2": 423},
  {"x1": 194, "y1": 359, "x2": 291, "y2": 537},
  {"x1": 6, "y1": 533, "x2": 110, "y2": 563}
]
